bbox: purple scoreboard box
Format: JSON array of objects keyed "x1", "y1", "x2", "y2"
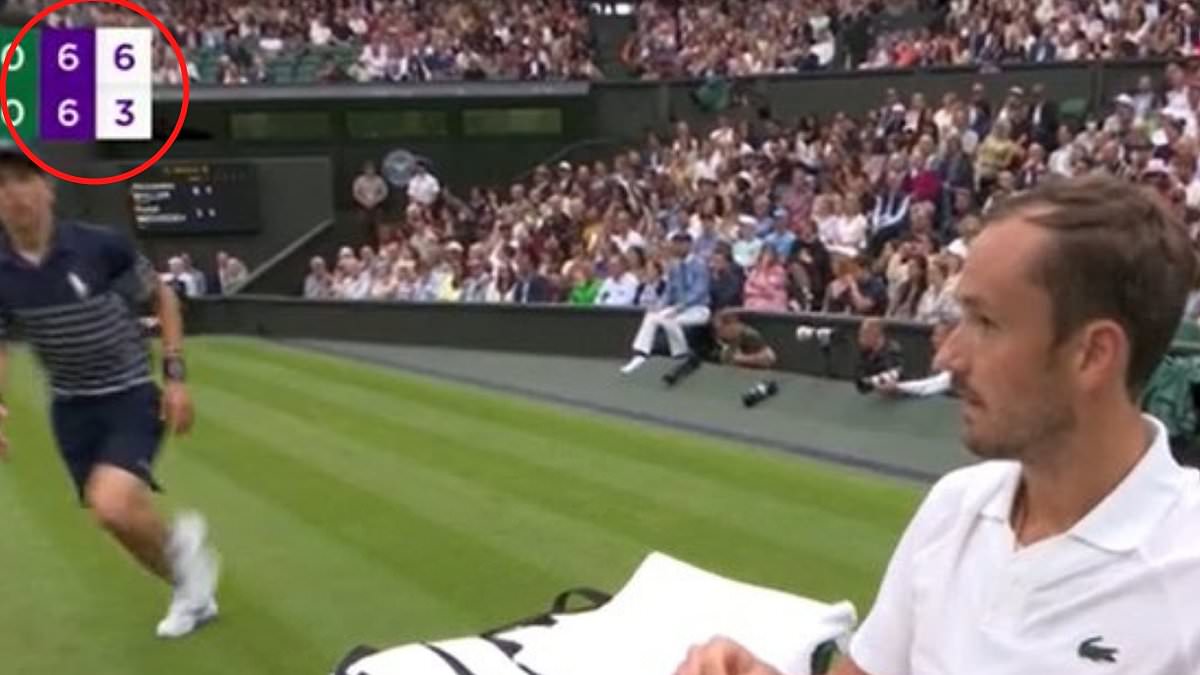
[{"x1": 38, "y1": 28, "x2": 95, "y2": 142}]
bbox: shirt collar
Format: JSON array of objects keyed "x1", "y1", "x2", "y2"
[
  {"x1": 980, "y1": 415, "x2": 1191, "y2": 553},
  {"x1": 0, "y1": 220, "x2": 71, "y2": 265}
]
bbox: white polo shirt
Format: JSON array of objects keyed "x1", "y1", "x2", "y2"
[{"x1": 850, "y1": 416, "x2": 1200, "y2": 674}]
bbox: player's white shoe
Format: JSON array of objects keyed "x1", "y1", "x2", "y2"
[{"x1": 157, "y1": 511, "x2": 220, "y2": 639}]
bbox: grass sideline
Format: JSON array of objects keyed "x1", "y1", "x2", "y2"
[{"x1": 0, "y1": 337, "x2": 921, "y2": 674}]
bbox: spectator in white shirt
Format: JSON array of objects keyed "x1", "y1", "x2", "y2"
[
  {"x1": 339, "y1": 259, "x2": 371, "y2": 300},
  {"x1": 407, "y1": 164, "x2": 442, "y2": 207},
  {"x1": 161, "y1": 257, "x2": 200, "y2": 298},
  {"x1": 358, "y1": 37, "x2": 390, "y2": 81},
  {"x1": 596, "y1": 254, "x2": 640, "y2": 306},
  {"x1": 608, "y1": 208, "x2": 647, "y2": 254},
  {"x1": 309, "y1": 17, "x2": 333, "y2": 46},
  {"x1": 304, "y1": 257, "x2": 333, "y2": 299}
]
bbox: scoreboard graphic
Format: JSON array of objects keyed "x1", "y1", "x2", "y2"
[{"x1": 2, "y1": 26, "x2": 152, "y2": 143}]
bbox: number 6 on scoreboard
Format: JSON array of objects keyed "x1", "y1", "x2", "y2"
[
  {"x1": 114, "y1": 43, "x2": 135, "y2": 70},
  {"x1": 58, "y1": 43, "x2": 79, "y2": 71},
  {"x1": 58, "y1": 99, "x2": 79, "y2": 127}
]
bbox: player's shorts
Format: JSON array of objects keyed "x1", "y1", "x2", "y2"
[{"x1": 50, "y1": 383, "x2": 165, "y2": 502}]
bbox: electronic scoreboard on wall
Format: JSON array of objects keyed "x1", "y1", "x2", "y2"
[
  {"x1": 128, "y1": 160, "x2": 263, "y2": 235},
  {"x1": 1, "y1": 26, "x2": 154, "y2": 142}
]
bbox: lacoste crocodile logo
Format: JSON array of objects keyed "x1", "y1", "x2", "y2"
[{"x1": 1078, "y1": 636, "x2": 1118, "y2": 664}]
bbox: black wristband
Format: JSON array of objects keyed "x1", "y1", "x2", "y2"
[{"x1": 163, "y1": 354, "x2": 187, "y2": 383}]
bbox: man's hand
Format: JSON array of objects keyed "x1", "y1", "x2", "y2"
[
  {"x1": 0, "y1": 404, "x2": 8, "y2": 461},
  {"x1": 160, "y1": 382, "x2": 194, "y2": 436},
  {"x1": 674, "y1": 637, "x2": 783, "y2": 675},
  {"x1": 876, "y1": 379, "x2": 902, "y2": 397}
]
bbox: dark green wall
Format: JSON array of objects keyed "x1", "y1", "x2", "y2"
[
  {"x1": 184, "y1": 297, "x2": 938, "y2": 380},
  {"x1": 65, "y1": 156, "x2": 334, "y2": 277}
]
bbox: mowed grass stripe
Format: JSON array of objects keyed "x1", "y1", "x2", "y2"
[
  {"x1": 217, "y1": 338, "x2": 919, "y2": 520},
  {"x1": 200, "y1": 352, "x2": 892, "y2": 588},
  {"x1": 181, "y1": 382, "x2": 593, "y2": 630},
  {"x1": 207, "y1": 348, "x2": 904, "y2": 561},
  {"x1": 159, "y1": 446, "x2": 463, "y2": 656},
  {"x1": 196, "y1": 342, "x2": 910, "y2": 606},
  {"x1": 182, "y1": 383, "x2": 652, "y2": 598}
]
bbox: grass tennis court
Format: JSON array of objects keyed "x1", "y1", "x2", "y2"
[{"x1": 0, "y1": 337, "x2": 922, "y2": 674}]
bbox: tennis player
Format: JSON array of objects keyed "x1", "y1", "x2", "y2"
[
  {"x1": 0, "y1": 148, "x2": 219, "y2": 639},
  {"x1": 676, "y1": 174, "x2": 1200, "y2": 673}
]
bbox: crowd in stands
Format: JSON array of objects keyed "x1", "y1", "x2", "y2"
[
  {"x1": 9, "y1": 0, "x2": 600, "y2": 84},
  {"x1": 11, "y1": 0, "x2": 1200, "y2": 85},
  {"x1": 623, "y1": 0, "x2": 1200, "y2": 78},
  {"x1": 309, "y1": 59, "x2": 1200, "y2": 330},
  {"x1": 160, "y1": 251, "x2": 249, "y2": 298}
]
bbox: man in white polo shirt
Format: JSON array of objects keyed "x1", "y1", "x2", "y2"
[{"x1": 675, "y1": 174, "x2": 1200, "y2": 674}]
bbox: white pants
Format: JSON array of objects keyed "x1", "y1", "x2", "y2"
[{"x1": 632, "y1": 306, "x2": 712, "y2": 357}]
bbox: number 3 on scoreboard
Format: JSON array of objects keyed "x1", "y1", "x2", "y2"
[
  {"x1": 95, "y1": 28, "x2": 152, "y2": 140},
  {"x1": 115, "y1": 99, "x2": 135, "y2": 127}
]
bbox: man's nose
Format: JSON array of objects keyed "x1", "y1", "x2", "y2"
[{"x1": 933, "y1": 329, "x2": 962, "y2": 375}]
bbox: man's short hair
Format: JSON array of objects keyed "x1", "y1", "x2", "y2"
[
  {"x1": 984, "y1": 174, "x2": 1196, "y2": 396},
  {"x1": 0, "y1": 148, "x2": 40, "y2": 181},
  {"x1": 670, "y1": 231, "x2": 693, "y2": 243}
]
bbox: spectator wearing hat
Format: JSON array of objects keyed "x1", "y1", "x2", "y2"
[{"x1": 620, "y1": 231, "x2": 711, "y2": 374}]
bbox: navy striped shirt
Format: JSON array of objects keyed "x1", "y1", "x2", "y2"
[{"x1": 0, "y1": 221, "x2": 158, "y2": 398}]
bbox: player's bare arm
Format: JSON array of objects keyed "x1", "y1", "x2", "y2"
[{"x1": 154, "y1": 280, "x2": 193, "y2": 436}]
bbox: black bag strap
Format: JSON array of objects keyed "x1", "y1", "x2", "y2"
[
  {"x1": 332, "y1": 587, "x2": 613, "y2": 675},
  {"x1": 550, "y1": 587, "x2": 611, "y2": 614},
  {"x1": 331, "y1": 644, "x2": 379, "y2": 675},
  {"x1": 422, "y1": 643, "x2": 477, "y2": 675},
  {"x1": 480, "y1": 587, "x2": 612, "y2": 640}
]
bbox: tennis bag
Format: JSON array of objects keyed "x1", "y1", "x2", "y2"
[{"x1": 332, "y1": 552, "x2": 856, "y2": 675}]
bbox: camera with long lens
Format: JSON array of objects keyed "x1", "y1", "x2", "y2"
[
  {"x1": 795, "y1": 325, "x2": 834, "y2": 348},
  {"x1": 742, "y1": 380, "x2": 780, "y2": 407},
  {"x1": 856, "y1": 367, "x2": 901, "y2": 394}
]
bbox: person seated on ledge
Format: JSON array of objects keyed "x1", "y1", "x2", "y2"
[
  {"x1": 875, "y1": 315, "x2": 958, "y2": 399},
  {"x1": 620, "y1": 231, "x2": 711, "y2": 374},
  {"x1": 714, "y1": 310, "x2": 777, "y2": 370}
]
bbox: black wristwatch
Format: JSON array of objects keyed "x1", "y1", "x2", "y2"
[{"x1": 163, "y1": 354, "x2": 187, "y2": 383}]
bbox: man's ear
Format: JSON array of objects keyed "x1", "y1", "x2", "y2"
[{"x1": 1074, "y1": 319, "x2": 1128, "y2": 394}]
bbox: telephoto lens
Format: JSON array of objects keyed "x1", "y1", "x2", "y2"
[
  {"x1": 856, "y1": 368, "x2": 900, "y2": 394},
  {"x1": 742, "y1": 380, "x2": 780, "y2": 408}
]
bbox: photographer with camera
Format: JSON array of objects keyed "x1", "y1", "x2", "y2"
[
  {"x1": 714, "y1": 310, "x2": 777, "y2": 370},
  {"x1": 874, "y1": 317, "x2": 957, "y2": 398},
  {"x1": 854, "y1": 318, "x2": 905, "y2": 394}
]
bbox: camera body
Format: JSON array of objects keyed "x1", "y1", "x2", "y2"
[
  {"x1": 856, "y1": 367, "x2": 901, "y2": 394},
  {"x1": 795, "y1": 325, "x2": 835, "y2": 348},
  {"x1": 742, "y1": 380, "x2": 779, "y2": 407}
]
